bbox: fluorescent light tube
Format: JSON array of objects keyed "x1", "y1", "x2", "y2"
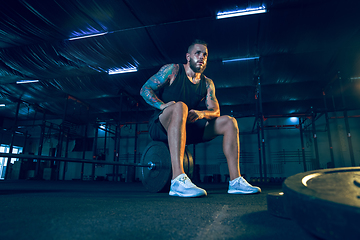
[
  {"x1": 108, "y1": 67, "x2": 138, "y2": 75},
  {"x1": 0, "y1": 104, "x2": 5, "y2": 107},
  {"x1": 222, "y1": 56, "x2": 259, "y2": 63},
  {"x1": 69, "y1": 32, "x2": 108, "y2": 41},
  {"x1": 16, "y1": 80, "x2": 39, "y2": 84},
  {"x1": 217, "y1": 6, "x2": 266, "y2": 19}
]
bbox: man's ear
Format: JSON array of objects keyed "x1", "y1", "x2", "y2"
[{"x1": 186, "y1": 53, "x2": 190, "y2": 62}]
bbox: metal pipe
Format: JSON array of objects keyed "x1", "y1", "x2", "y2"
[
  {"x1": 116, "y1": 124, "x2": 122, "y2": 181},
  {"x1": 61, "y1": 97, "x2": 69, "y2": 181},
  {"x1": 116, "y1": 93, "x2": 123, "y2": 181},
  {"x1": 311, "y1": 112, "x2": 320, "y2": 169},
  {"x1": 258, "y1": 81, "x2": 267, "y2": 178},
  {"x1": 257, "y1": 120, "x2": 263, "y2": 178},
  {"x1": 255, "y1": 80, "x2": 262, "y2": 178},
  {"x1": 23, "y1": 130, "x2": 29, "y2": 154},
  {"x1": 5, "y1": 100, "x2": 21, "y2": 180},
  {"x1": 62, "y1": 128, "x2": 70, "y2": 180},
  {"x1": 112, "y1": 125, "x2": 118, "y2": 182},
  {"x1": 92, "y1": 124, "x2": 98, "y2": 180},
  {"x1": 53, "y1": 124, "x2": 63, "y2": 180},
  {"x1": 298, "y1": 118, "x2": 307, "y2": 172},
  {"x1": 0, "y1": 153, "x2": 153, "y2": 168},
  {"x1": 80, "y1": 123, "x2": 88, "y2": 181},
  {"x1": 343, "y1": 111, "x2": 355, "y2": 166},
  {"x1": 104, "y1": 124, "x2": 107, "y2": 159},
  {"x1": 35, "y1": 112, "x2": 46, "y2": 178},
  {"x1": 339, "y1": 73, "x2": 355, "y2": 166},
  {"x1": 322, "y1": 91, "x2": 335, "y2": 168}
]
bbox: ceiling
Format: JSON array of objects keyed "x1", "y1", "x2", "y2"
[{"x1": 0, "y1": 0, "x2": 360, "y2": 128}]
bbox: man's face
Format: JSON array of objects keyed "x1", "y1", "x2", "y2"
[{"x1": 187, "y1": 44, "x2": 208, "y2": 73}]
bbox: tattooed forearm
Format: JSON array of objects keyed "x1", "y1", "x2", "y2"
[
  {"x1": 199, "y1": 78, "x2": 220, "y2": 119},
  {"x1": 140, "y1": 83, "x2": 164, "y2": 109},
  {"x1": 140, "y1": 64, "x2": 178, "y2": 109}
]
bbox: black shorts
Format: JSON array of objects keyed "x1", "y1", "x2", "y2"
[{"x1": 148, "y1": 110, "x2": 208, "y2": 145}]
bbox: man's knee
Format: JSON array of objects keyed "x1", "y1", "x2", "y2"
[
  {"x1": 167, "y1": 101, "x2": 188, "y2": 118},
  {"x1": 172, "y1": 101, "x2": 188, "y2": 112},
  {"x1": 221, "y1": 115, "x2": 239, "y2": 133},
  {"x1": 160, "y1": 102, "x2": 188, "y2": 127},
  {"x1": 160, "y1": 102, "x2": 189, "y2": 131}
]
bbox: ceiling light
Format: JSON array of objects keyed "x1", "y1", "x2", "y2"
[
  {"x1": 108, "y1": 67, "x2": 137, "y2": 75},
  {"x1": 217, "y1": 6, "x2": 266, "y2": 19},
  {"x1": 16, "y1": 80, "x2": 40, "y2": 84},
  {"x1": 222, "y1": 56, "x2": 259, "y2": 63},
  {"x1": 69, "y1": 32, "x2": 108, "y2": 41},
  {"x1": 0, "y1": 104, "x2": 5, "y2": 107}
]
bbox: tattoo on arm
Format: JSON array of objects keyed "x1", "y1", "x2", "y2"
[
  {"x1": 205, "y1": 78, "x2": 219, "y2": 110},
  {"x1": 140, "y1": 64, "x2": 178, "y2": 109}
]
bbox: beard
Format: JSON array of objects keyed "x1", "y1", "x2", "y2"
[{"x1": 189, "y1": 57, "x2": 207, "y2": 73}]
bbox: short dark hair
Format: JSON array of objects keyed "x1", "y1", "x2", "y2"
[{"x1": 188, "y1": 39, "x2": 208, "y2": 53}]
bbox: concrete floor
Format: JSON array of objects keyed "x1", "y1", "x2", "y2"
[{"x1": 0, "y1": 180, "x2": 318, "y2": 240}]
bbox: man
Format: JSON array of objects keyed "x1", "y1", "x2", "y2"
[{"x1": 140, "y1": 39, "x2": 260, "y2": 197}]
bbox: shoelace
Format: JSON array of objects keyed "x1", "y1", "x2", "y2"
[
  {"x1": 179, "y1": 176, "x2": 187, "y2": 184},
  {"x1": 233, "y1": 178, "x2": 252, "y2": 189},
  {"x1": 242, "y1": 179, "x2": 256, "y2": 189},
  {"x1": 179, "y1": 175, "x2": 196, "y2": 188},
  {"x1": 240, "y1": 178, "x2": 251, "y2": 186}
]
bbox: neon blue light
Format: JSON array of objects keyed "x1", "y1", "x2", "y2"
[
  {"x1": 108, "y1": 67, "x2": 137, "y2": 75},
  {"x1": 222, "y1": 56, "x2": 259, "y2": 63},
  {"x1": 69, "y1": 26, "x2": 108, "y2": 41},
  {"x1": 16, "y1": 80, "x2": 39, "y2": 84},
  {"x1": 69, "y1": 32, "x2": 107, "y2": 41},
  {"x1": 217, "y1": 6, "x2": 266, "y2": 19}
]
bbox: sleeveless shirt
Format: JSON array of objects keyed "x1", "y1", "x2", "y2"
[
  {"x1": 157, "y1": 64, "x2": 207, "y2": 110},
  {"x1": 148, "y1": 64, "x2": 208, "y2": 143}
]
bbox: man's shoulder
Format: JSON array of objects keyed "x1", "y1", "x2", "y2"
[
  {"x1": 203, "y1": 76, "x2": 214, "y2": 86},
  {"x1": 161, "y1": 63, "x2": 180, "y2": 70},
  {"x1": 157, "y1": 64, "x2": 180, "y2": 77}
]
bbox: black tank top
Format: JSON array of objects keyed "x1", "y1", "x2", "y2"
[{"x1": 158, "y1": 64, "x2": 207, "y2": 110}]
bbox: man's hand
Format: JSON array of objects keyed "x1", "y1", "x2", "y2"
[
  {"x1": 160, "y1": 101, "x2": 176, "y2": 110},
  {"x1": 187, "y1": 109, "x2": 204, "y2": 123}
]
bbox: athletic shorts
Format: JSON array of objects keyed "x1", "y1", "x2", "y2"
[{"x1": 148, "y1": 110, "x2": 208, "y2": 145}]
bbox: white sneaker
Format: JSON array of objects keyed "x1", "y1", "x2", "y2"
[
  {"x1": 228, "y1": 176, "x2": 261, "y2": 194},
  {"x1": 169, "y1": 174, "x2": 207, "y2": 197}
]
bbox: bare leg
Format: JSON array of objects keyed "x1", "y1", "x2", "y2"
[
  {"x1": 203, "y1": 116, "x2": 240, "y2": 181},
  {"x1": 159, "y1": 102, "x2": 188, "y2": 179}
]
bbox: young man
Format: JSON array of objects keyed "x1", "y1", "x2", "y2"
[{"x1": 140, "y1": 40, "x2": 261, "y2": 197}]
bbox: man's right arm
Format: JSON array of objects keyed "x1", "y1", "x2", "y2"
[{"x1": 140, "y1": 64, "x2": 178, "y2": 110}]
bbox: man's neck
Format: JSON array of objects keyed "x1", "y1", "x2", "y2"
[{"x1": 184, "y1": 63, "x2": 202, "y2": 83}]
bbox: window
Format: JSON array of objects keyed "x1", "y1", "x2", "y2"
[{"x1": 0, "y1": 144, "x2": 23, "y2": 179}]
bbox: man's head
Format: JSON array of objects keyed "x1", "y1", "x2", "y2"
[{"x1": 186, "y1": 39, "x2": 208, "y2": 73}]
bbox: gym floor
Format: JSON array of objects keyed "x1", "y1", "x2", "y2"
[{"x1": 0, "y1": 180, "x2": 318, "y2": 240}]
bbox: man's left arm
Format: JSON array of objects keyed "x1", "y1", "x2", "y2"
[{"x1": 187, "y1": 78, "x2": 220, "y2": 122}]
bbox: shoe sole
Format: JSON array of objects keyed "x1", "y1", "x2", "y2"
[
  {"x1": 228, "y1": 189, "x2": 261, "y2": 194},
  {"x1": 169, "y1": 191, "x2": 207, "y2": 198}
]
